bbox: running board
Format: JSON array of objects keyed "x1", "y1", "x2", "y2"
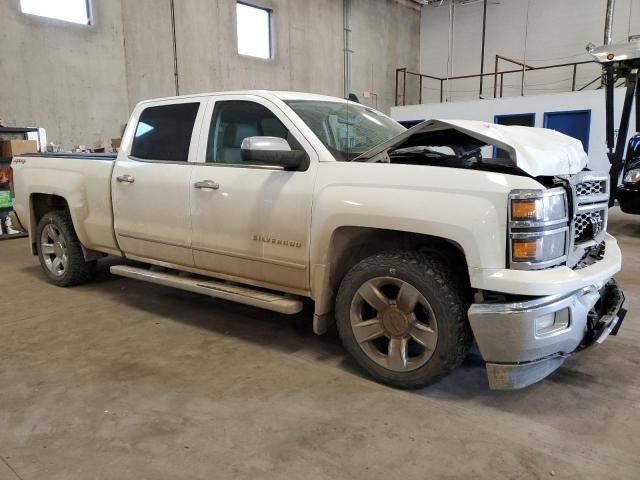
[{"x1": 110, "y1": 265, "x2": 303, "y2": 314}]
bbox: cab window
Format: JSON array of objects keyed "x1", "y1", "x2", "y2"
[
  {"x1": 131, "y1": 103, "x2": 200, "y2": 162},
  {"x1": 206, "y1": 101, "x2": 298, "y2": 164}
]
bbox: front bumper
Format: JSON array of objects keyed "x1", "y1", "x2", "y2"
[
  {"x1": 468, "y1": 280, "x2": 627, "y2": 389},
  {"x1": 470, "y1": 234, "x2": 621, "y2": 297}
]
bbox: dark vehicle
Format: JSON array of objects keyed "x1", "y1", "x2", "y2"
[{"x1": 617, "y1": 134, "x2": 640, "y2": 214}]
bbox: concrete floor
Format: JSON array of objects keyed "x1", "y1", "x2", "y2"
[{"x1": 1, "y1": 208, "x2": 639, "y2": 480}]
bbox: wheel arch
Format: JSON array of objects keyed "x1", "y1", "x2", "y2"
[
  {"x1": 28, "y1": 193, "x2": 102, "y2": 261},
  {"x1": 29, "y1": 193, "x2": 70, "y2": 255},
  {"x1": 310, "y1": 226, "x2": 471, "y2": 334}
]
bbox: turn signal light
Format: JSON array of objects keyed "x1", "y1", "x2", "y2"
[
  {"x1": 509, "y1": 189, "x2": 569, "y2": 268},
  {"x1": 511, "y1": 200, "x2": 538, "y2": 220},
  {"x1": 513, "y1": 240, "x2": 538, "y2": 260}
]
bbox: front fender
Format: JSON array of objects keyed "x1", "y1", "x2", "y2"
[
  {"x1": 310, "y1": 184, "x2": 508, "y2": 274},
  {"x1": 308, "y1": 182, "x2": 509, "y2": 327}
]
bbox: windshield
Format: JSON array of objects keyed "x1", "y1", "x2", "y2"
[{"x1": 285, "y1": 100, "x2": 406, "y2": 161}]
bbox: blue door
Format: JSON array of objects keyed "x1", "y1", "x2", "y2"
[{"x1": 543, "y1": 110, "x2": 591, "y2": 153}]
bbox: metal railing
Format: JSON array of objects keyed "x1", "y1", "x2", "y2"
[{"x1": 395, "y1": 54, "x2": 599, "y2": 106}]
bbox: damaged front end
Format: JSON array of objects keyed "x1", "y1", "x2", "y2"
[
  {"x1": 355, "y1": 118, "x2": 589, "y2": 177},
  {"x1": 357, "y1": 118, "x2": 628, "y2": 390},
  {"x1": 469, "y1": 280, "x2": 627, "y2": 390}
]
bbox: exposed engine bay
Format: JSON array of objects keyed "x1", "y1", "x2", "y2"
[
  {"x1": 380, "y1": 128, "x2": 522, "y2": 175},
  {"x1": 355, "y1": 119, "x2": 589, "y2": 178}
]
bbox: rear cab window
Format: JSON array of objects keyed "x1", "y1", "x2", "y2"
[{"x1": 131, "y1": 103, "x2": 200, "y2": 162}]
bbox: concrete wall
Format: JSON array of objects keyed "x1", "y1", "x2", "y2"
[
  {"x1": 122, "y1": 0, "x2": 420, "y2": 114},
  {"x1": 418, "y1": 0, "x2": 640, "y2": 104},
  {"x1": 0, "y1": 0, "x2": 419, "y2": 148},
  {"x1": 121, "y1": 0, "x2": 344, "y2": 110},
  {"x1": 351, "y1": 0, "x2": 421, "y2": 113},
  {"x1": 0, "y1": 0, "x2": 130, "y2": 148},
  {"x1": 390, "y1": 88, "x2": 637, "y2": 173}
]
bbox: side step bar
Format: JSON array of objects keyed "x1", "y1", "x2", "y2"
[{"x1": 110, "y1": 265, "x2": 303, "y2": 315}]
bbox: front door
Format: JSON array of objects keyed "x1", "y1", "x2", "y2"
[
  {"x1": 112, "y1": 99, "x2": 205, "y2": 266},
  {"x1": 190, "y1": 95, "x2": 317, "y2": 292}
]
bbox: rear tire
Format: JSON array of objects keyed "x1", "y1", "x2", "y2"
[
  {"x1": 335, "y1": 250, "x2": 472, "y2": 389},
  {"x1": 36, "y1": 210, "x2": 96, "y2": 287}
]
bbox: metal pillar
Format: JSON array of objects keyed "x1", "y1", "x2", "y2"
[
  {"x1": 478, "y1": 0, "x2": 488, "y2": 99},
  {"x1": 609, "y1": 69, "x2": 638, "y2": 204},
  {"x1": 170, "y1": 0, "x2": 179, "y2": 96},
  {"x1": 605, "y1": 64, "x2": 615, "y2": 152},
  {"x1": 604, "y1": 0, "x2": 615, "y2": 45},
  {"x1": 343, "y1": 0, "x2": 352, "y2": 99}
]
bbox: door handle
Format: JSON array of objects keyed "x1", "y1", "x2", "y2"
[
  {"x1": 194, "y1": 180, "x2": 219, "y2": 190},
  {"x1": 116, "y1": 174, "x2": 135, "y2": 184}
]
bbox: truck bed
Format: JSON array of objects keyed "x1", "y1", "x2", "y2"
[
  {"x1": 20, "y1": 152, "x2": 117, "y2": 160},
  {"x1": 11, "y1": 152, "x2": 119, "y2": 255}
]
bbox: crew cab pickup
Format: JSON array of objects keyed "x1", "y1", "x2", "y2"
[{"x1": 9, "y1": 91, "x2": 627, "y2": 389}]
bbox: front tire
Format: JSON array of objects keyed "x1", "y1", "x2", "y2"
[
  {"x1": 335, "y1": 251, "x2": 472, "y2": 389},
  {"x1": 36, "y1": 210, "x2": 96, "y2": 287}
]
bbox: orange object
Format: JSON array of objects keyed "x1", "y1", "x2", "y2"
[
  {"x1": 513, "y1": 240, "x2": 538, "y2": 260},
  {"x1": 512, "y1": 200, "x2": 537, "y2": 220}
]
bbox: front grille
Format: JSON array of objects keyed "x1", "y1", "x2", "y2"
[
  {"x1": 567, "y1": 173, "x2": 609, "y2": 268},
  {"x1": 574, "y1": 209, "x2": 606, "y2": 242},
  {"x1": 575, "y1": 180, "x2": 606, "y2": 197}
]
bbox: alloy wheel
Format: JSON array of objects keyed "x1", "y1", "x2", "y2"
[
  {"x1": 349, "y1": 276, "x2": 438, "y2": 372},
  {"x1": 40, "y1": 224, "x2": 68, "y2": 277}
]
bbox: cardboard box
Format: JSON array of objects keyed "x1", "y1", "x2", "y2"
[
  {"x1": 91, "y1": 145, "x2": 112, "y2": 153},
  {"x1": 111, "y1": 138, "x2": 122, "y2": 149},
  {"x1": 1, "y1": 140, "x2": 38, "y2": 157}
]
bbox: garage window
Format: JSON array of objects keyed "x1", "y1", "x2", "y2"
[
  {"x1": 20, "y1": 0, "x2": 92, "y2": 25},
  {"x1": 236, "y1": 2, "x2": 272, "y2": 59}
]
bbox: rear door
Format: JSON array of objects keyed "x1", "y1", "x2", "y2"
[{"x1": 112, "y1": 98, "x2": 205, "y2": 266}]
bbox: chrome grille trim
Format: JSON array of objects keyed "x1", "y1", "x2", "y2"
[
  {"x1": 564, "y1": 172, "x2": 609, "y2": 268},
  {"x1": 574, "y1": 209, "x2": 606, "y2": 242},
  {"x1": 575, "y1": 180, "x2": 606, "y2": 197}
]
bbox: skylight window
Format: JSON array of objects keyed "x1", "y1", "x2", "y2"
[
  {"x1": 20, "y1": 0, "x2": 91, "y2": 25},
  {"x1": 236, "y1": 2, "x2": 272, "y2": 59}
]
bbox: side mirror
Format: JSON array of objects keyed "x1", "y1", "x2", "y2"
[{"x1": 240, "y1": 136, "x2": 308, "y2": 171}]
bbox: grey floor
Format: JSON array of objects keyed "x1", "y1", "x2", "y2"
[{"x1": 1, "y1": 207, "x2": 639, "y2": 480}]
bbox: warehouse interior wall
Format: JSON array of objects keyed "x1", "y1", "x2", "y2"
[
  {"x1": 351, "y1": 0, "x2": 421, "y2": 113},
  {"x1": 419, "y1": 0, "x2": 640, "y2": 104},
  {"x1": 0, "y1": 0, "x2": 130, "y2": 149},
  {"x1": 122, "y1": 0, "x2": 420, "y2": 114},
  {"x1": 0, "y1": 0, "x2": 420, "y2": 148},
  {"x1": 121, "y1": 0, "x2": 345, "y2": 112}
]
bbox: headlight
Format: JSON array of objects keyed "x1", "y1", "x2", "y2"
[
  {"x1": 509, "y1": 188, "x2": 569, "y2": 269},
  {"x1": 510, "y1": 189, "x2": 567, "y2": 225},
  {"x1": 623, "y1": 168, "x2": 640, "y2": 185}
]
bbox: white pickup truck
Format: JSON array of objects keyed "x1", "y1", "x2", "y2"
[{"x1": 9, "y1": 91, "x2": 627, "y2": 389}]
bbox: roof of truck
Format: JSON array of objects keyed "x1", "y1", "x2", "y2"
[{"x1": 137, "y1": 90, "x2": 350, "y2": 105}]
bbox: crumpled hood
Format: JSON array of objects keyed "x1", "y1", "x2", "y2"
[{"x1": 356, "y1": 119, "x2": 589, "y2": 177}]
